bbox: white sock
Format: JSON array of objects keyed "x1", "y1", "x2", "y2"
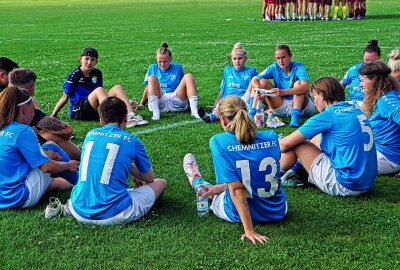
[
  {"x1": 189, "y1": 96, "x2": 199, "y2": 118},
  {"x1": 149, "y1": 95, "x2": 160, "y2": 120}
]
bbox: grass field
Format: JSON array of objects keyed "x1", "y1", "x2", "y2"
[{"x1": 1, "y1": 0, "x2": 400, "y2": 269}]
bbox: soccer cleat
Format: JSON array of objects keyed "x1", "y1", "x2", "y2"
[
  {"x1": 127, "y1": 112, "x2": 149, "y2": 128},
  {"x1": 183, "y1": 153, "x2": 202, "y2": 188},
  {"x1": 281, "y1": 178, "x2": 305, "y2": 187},
  {"x1": 44, "y1": 197, "x2": 71, "y2": 218},
  {"x1": 197, "y1": 107, "x2": 212, "y2": 123},
  {"x1": 255, "y1": 88, "x2": 275, "y2": 97}
]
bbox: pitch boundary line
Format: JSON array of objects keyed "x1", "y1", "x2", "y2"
[{"x1": 133, "y1": 119, "x2": 202, "y2": 135}]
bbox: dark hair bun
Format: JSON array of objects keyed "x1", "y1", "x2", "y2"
[
  {"x1": 368, "y1": 40, "x2": 378, "y2": 46},
  {"x1": 161, "y1": 42, "x2": 168, "y2": 48}
]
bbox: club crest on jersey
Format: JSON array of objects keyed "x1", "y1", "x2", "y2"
[
  {"x1": 92, "y1": 76, "x2": 98, "y2": 84},
  {"x1": 244, "y1": 74, "x2": 249, "y2": 80},
  {"x1": 170, "y1": 73, "x2": 176, "y2": 81}
]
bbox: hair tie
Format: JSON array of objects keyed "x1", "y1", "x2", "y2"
[{"x1": 17, "y1": 96, "x2": 32, "y2": 107}]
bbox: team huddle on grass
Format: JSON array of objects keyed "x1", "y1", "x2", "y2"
[{"x1": 0, "y1": 39, "x2": 399, "y2": 244}]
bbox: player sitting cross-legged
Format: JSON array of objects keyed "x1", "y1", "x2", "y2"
[{"x1": 66, "y1": 97, "x2": 166, "y2": 225}]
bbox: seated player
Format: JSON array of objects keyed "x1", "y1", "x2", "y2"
[
  {"x1": 139, "y1": 42, "x2": 200, "y2": 121},
  {"x1": 184, "y1": 95, "x2": 287, "y2": 244},
  {"x1": 279, "y1": 77, "x2": 377, "y2": 196},
  {"x1": 9, "y1": 68, "x2": 81, "y2": 160},
  {"x1": 388, "y1": 49, "x2": 400, "y2": 83},
  {"x1": 359, "y1": 61, "x2": 400, "y2": 175},
  {"x1": 0, "y1": 87, "x2": 78, "y2": 210},
  {"x1": 248, "y1": 44, "x2": 315, "y2": 127},
  {"x1": 341, "y1": 40, "x2": 381, "y2": 106},
  {"x1": 0, "y1": 57, "x2": 19, "y2": 92},
  {"x1": 198, "y1": 42, "x2": 257, "y2": 122},
  {"x1": 68, "y1": 97, "x2": 166, "y2": 225},
  {"x1": 51, "y1": 47, "x2": 147, "y2": 128}
]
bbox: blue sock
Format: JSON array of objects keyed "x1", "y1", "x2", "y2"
[
  {"x1": 192, "y1": 177, "x2": 212, "y2": 189},
  {"x1": 248, "y1": 97, "x2": 254, "y2": 110},
  {"x1": 290, "y1": 108, "x2": 301, "y2": 127},
  {"x1": 209, "y1": 113, "x2": 218, "y2": 122},
  {"x1": 249, "y1": 108, "x2": 256, "y2": 118},
  {"x1": 42, "y1": 143, "x2": 78, "y2": 185}
]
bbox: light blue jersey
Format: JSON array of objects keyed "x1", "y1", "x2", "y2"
[
  {"x1": 0, "y1": 122, "x2": 49, "y2": 209},
  {"x1": 342, "y1": 63, "x2": 364, "y2": 102},
  {"x1": 369, "y1": 90, "x2": 400, "y2": 164},
  {"x1": 220, "y1": 66, "x2": 258, "y2": 99},
  {"x1": 299, "y1": 102, "x2": 377, "y2": 191},
  {"x1": 257, "y1": 61, "x2": 309, "y2": 101},
  {"x1": 210, "y1": 131, "x2": 287, "y2": 223},
  {"x1": 144, "y1": 63, "x2": 184, "y2": 93},
  {"x1": 70, "y1": 124, "x2": 152, "y2": 220}
]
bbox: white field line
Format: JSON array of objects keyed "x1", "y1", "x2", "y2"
[
  {"x1": 133, "y1": 119, "x2": 202, "y2": 135},
  {"x1": 2, "y1": 37, "x2": 397, "y2": 50}
]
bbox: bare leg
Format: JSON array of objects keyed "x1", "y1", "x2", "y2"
[
  {"x1": 281, "y1": 141, "x2": 322, "y2": 173},
  {"x1": 108, "y1": 85, "x2": 134, "y2": 114},
  {"x1": 46, "y1": 177, "x2": 73, "y2": 193},
  {"x1": 146, "y1": 178, "x2": 167, "y2": 199},
  {"x1": 40, "y1": 131, "x2": 81, "y2": 161},
  {"x1": 140, "y1": 87, "x2": 148, "y2": 106}
]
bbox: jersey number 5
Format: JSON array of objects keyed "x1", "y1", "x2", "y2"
[
  {"x1": 80, "y1": 141, "x2": 120, "y2": 185},
  {"x1": 236, "y1": 157, "x2": 278, "y2": 199},
  {"x1": 357, "y1": 114, "x2": 373, "y2": 152}
]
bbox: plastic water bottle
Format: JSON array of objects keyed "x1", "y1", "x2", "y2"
[
  {"x1": 254, "y1": 96, "x2": 265, "y2": 128},
  {"x1": 195, "y1": 185, "x2": 209, "y2": 217}
]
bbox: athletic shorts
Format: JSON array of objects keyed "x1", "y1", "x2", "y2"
[
  {"x1": 267, "y1": 0, "x2": 275, "y2": 4},
  {"x1": 22, "y1": 168, "x2": 52, "y2": 208},
  {"x1": 308, "y1": 153, "x2": 366, "y2": 196},
  {"x1": 211, "y1": 190, "x2": 288, "y2": 222},
  {"x1": 70, "y1": 97, "x2": 99, "y2": 121},
  {"x1": 347, "y1": 0, "x2": 356, "y2": 2},
  {"x1": 210, "y1": 191, "x2": 232, "y2": 222},
  {"x1": 377, "y1": 151, "x2": 400, "y2": 175},
  {"x1": 308, "y1": 0, "x2": 320, "y2": 3},
  {"x1": 148, "y1": 92, "x2": 189, "y2": 113},
  {"x1": 69, "y1": 185, "x2": 156, "y2": 225},
  {"x1": 272, "y1": 97, "x2": 315, "y2": 117},
  {"x1": 275, "y1": 0, "x2": 286, "y2": 4},
  {"x1": 321, "y1": 0, "x2": 332, "y2": 5}
]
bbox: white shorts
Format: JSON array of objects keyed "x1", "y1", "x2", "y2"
[
  {"x1": 148, "y1": 92, "x2": 188, "y2": 113},
  {"x1": 210, "y1": 190, "x2": 288, "y2": 222},
  {"x1": 210, "y1": 191, "x2": 232, "y2": 222},
  {"x1": 69, "y1": 185, "x2": 156, "y2": 226},
  {"x1": 273, "y1": 98, "x2": 315, "y2": 117},
  {"x1": 22, "y1": 168, "x2": 52, "y2": 208},
  {"x1": 377, "y1": 151, "x2": 400, "y2": 174},
  {"x1": 308, "y1": 153, "x2": 366, "y2": 196}
]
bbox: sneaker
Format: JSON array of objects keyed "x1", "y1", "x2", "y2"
[
  {"x1": 183, "y1": 153, "x2": 202, "y2": 188},
  {"x1": 129, "y1": 99, "x2": 139, "y2": 111},
  {"x1": 44, "y1": 197, "x2": 71, "y2": 218},
  {"x1": 127, "y1": 112, "x2": 149, "y2": 128},
  {"x1": 281, "y1": 177, "x2": 305, "y2": 187}
]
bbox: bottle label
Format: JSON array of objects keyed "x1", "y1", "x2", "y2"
[
  {"x1": 255, "y1": 114, "x2": 265, "y2": 127},
  {"x1": 197, "y1": 200, "x2": 208, "y2": 211}
]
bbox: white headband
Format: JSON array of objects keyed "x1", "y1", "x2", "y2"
[{"x1": 17, "y1": 96, "x2": 32, "y2": 107}]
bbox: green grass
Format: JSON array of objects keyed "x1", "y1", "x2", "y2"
[{"x1": 1, "y1": 0, "x2": 400, "y2": 269}]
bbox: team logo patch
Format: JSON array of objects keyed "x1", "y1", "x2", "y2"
[
  {"x1": 92, "y1": 76, "x2": 97, "y2": 84},
  {"x1": 244, "y1": 74, "x2": 249, "y2": 80},
  {"x1": 170, "y1": 73, "x2": 176, "y2": 81}
]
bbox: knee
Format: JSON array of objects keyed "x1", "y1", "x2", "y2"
[
  {"x1": 155, "y1": 178, "x2": 167, "y2": 189},
  {"x1": 183, "y1": 73, "x2": 195, "y2": 83},
  {"x1": 148, "y1": 75, "x2": 160, "y2": 85}
]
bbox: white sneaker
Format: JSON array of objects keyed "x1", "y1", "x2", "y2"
[
  {"x1": 44, "y1": 197, "x2": 71, "y2": 218},
  {"x1": 183, "y1": 153, "x2": 202, "y2": 188},
  {"x1": 127, "y1": 112, "x2": 149, "y2": 128}
]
